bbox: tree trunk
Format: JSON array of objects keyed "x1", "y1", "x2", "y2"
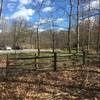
[
  {"x1": 81, "y1": 3, "x2": 85, "y2": 51},
  {"x1": 30, "y1": 31, "x2": 33, "y2": 49},
  {"x1": 97, "y1": 0, "x2": 100, "y2": 54},
  {"x1": 52, "y1": 32, "x2": 55, "y2": 53},
  {"x1": 36, "y1": 28, "x2": 40, "y2": 56},
  {"x1": 76, "y1": 0, "x2": 80, "y2": 53},
  {"x1": 0, "y1": 0, "x2": 3, "y2": 17},
  {"x1": 87, "y1": 0, "x2": 91, "y2": 54},
  {"x1": 68, "y1": 0, "x2": 72, "y2": 53}
]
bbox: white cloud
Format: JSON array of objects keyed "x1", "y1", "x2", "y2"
[
  {"x1": 84, "y1": 0, "x2": 99, "y2": 10},
  {"x1": 56, "y1": 18, "x2": 64, "y2": 22},
  {"x1": 33, "y1": 25, "x2": 38, "y2": 28},
  {"x1": 30, "y1": 25, "x2": 45, "y2": 32},
  {"x1": 19, "y1": 0, "x2": 32, "y2": 5},
  {"x1": 79, "y1": 16, "x2": 96, "y2": 27},
  {"x1": 7, "y1": 3, "x2": 16, "y2": 12},
  {"x1": 84, "y1": 16, "x2": 96, "y2": 24},
  {"x1": 42, "y1": 7, "x2": 54, "y2": 12},
  {"x1": 90, "y1": 0, "x2": 99, "y2": 9},
  {"x1": 38, "y1": 28, "x2": 45, "y2": 32},
  {"x1": 11, "y1": 7, "x2": 35, "y2": 20},
  {"x1": 4, "y1": 16, "x2": 10, "y2": 20},
  {"x1": 37, "y1": 18, "x2": 64, "y2": 24},
  {"x1": 57, "y1": 28, "x2": 65, "y2": 32},
  {"x1": 39, "y1": 18, "x2": 49, "y2": 24}
]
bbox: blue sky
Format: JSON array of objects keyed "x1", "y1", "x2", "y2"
[
  {"x1": 1, "y1": 0, "x2": 100, "y2": 32},
  {"x1": 1, "y1": 0, "x2": 74, "y2": 31}
]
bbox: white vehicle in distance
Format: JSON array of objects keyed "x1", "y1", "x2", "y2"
[{"x1": 6, "y1": 46, "x2": 12, "y2": 50}]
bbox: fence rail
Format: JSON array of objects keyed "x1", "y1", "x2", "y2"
[
  {"x1": 1, "y1": 51, "x2": 100, "y2": 78},
  {"x1": 6, "y1": 51, "x2": 100, "y2": 77},
  {"x1": 6, "y1": 52, "x2": 86, "y2": 71}
]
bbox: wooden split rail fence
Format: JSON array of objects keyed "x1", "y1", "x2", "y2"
[{"x1": 5, "y1": 51, "x2": 87, "y2": 78}]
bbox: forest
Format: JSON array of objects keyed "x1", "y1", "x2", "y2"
[{"x1": 0, "y1": 0, "x2": 100, "y2": 99}]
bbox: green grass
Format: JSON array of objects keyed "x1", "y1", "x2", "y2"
[
  {"x1": 0, "y1": 49, "x2": 83, "y2": 61},
  {"x1": 0, "y1": 54, "x2": 7, "y2": 60}
]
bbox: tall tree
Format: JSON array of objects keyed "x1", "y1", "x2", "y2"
[
  {"x1": 68, "y1": 0, "x2": 73, "y2": 53},
  {"x1": 87, "y1": 0, "x2": 91, "y2": 53},
  {"x1": 97, "y1": 0, "x2": 100, "y2": 54},
  {"x1": 76, "y1": 0, "x2": 80, "y2": 53},
  {"x1": 36, "y1": 26, "x2": 40, "y2": 55},
  {"x1": 51, "y1": 20, "x2": 55, "y2": 53},
  {"x1": 81, "y1": 0, "x2": 85, "y2": 50},
  {"x1": 0, "y1": 0, "x2": 3, "y2": 18},
  {"x1": 34, "y1": 0, "x2": 45, "y2": 56}
]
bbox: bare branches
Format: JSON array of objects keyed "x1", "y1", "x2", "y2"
[
  {"x1": 0, "y1": 0, "x2": 3, "y2": 18},
  {"x1": 76, "y1": 0, "x2": 80, "y2": 53},
  {"x1": 68, "y1": 0, "x2": 73, "y2": 53}
]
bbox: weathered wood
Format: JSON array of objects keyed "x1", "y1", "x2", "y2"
[
  {"x1": 10, "y1": 56, "x2": 53, "y2": 60},
  {"x1": 6, "y1": 54, "x2": 9, "y2": 79},
  {"x1": 9, "y1": 53, "x2": 84, "y2": 61},
  {"x1": 34, "y1": 53, "x2": 37, "y2": 70},
  {"x1": 6, "y1": 53, "x2": 99, "y2": 73},
  {"x1": 83, "y1": 51, "x2": 86, "y2": 65},
  {"x1": 53, "y1": 53, "x2": 57, "y2": 71}
]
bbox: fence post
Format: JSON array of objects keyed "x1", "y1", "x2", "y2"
[
  {"x1": 54, "y1": 52, "x2": 57, "y2": 71},
  {"x1": 6, "y1": 54, "x2": 9, "y2": 79},
  {"x1": 83, "y1": 50, "x2": 86, "y2": 65},
  {"x1": 34, "y1": 53, "x2": 37, "y2": 70}
]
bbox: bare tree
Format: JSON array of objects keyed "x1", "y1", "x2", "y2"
[
  {"x1": 87, "y1": 0, "x2": 91, "y2": 53},
  {"x1": 97, "y1": 0, "x2": 100, "y2": 54},
  {"x1": 33, "y1": 0, "x2": 45, "y2": 56},
  {"x1": 68, "y1": 0, "x2": 73, "y2": 53},
  {"x1": 29, "y1": 30, "x2": 33, "y2": 49},
  {"x1": 76, "y1": 0, "x2": 80, "y2": 53},
  {"x1": 11, "y1": 19, "x2": 29, "y2": 49},
  {"x1": 81, "y1": 1, "x2": 85, "y2": 50},
  {"x1": 0, "y1": 0, "x2": 3, "y2": 18},
  {"x1": 51, "y1": 20, "x2": 55, "y2": 53},
  {"x1": 13, "y1": 22, "x2": 17, "y2": 49},
  {"x1": 36, "y1": 26, "x2": 40, "y2": 55}
]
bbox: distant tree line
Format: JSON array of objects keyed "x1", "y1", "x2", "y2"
[{"x1": 0, "y1": 0, "x2": 99, "y2": 55}]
